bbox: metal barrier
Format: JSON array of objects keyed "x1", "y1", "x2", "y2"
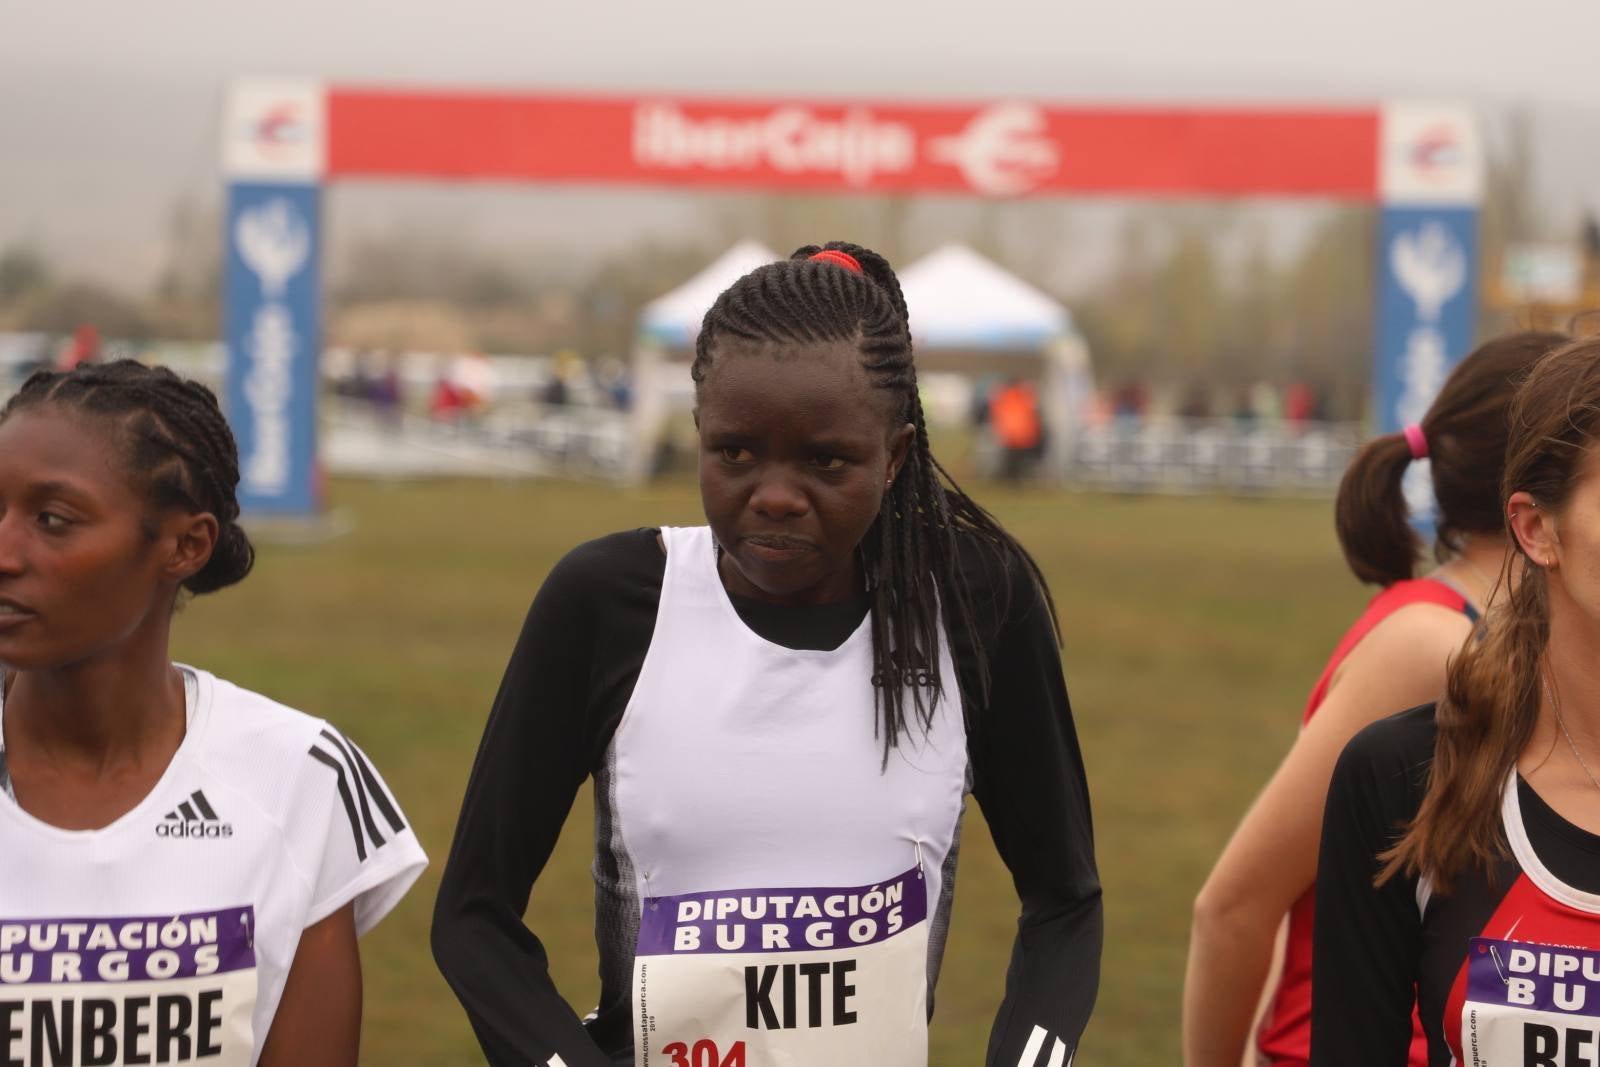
[
  {"x1": 323, "y1": 398, "x2": 633, "y2": 482},
  {"x1": 1063, "y1": 419, "x2": 1361, "y2": 494}
]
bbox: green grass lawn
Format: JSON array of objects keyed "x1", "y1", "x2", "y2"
[{"x1": 171, "y1": 476, "x2": 1368, "y2": 1066}]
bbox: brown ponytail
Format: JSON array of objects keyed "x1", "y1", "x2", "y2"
[
  {"x1": 1379, "y1": 335, "x2": 1600, "y2": 890},
  {"x1": 1334, "y1": 431, "x2": 1420, "y2": 585},
  {"x1": 1334, "y1": 331, "x2": 1569, "y2": 587}
]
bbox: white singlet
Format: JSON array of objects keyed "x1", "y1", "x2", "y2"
[
  {"x1": 609, "y1": 525, "x2": 968, "y2": 1067},
  {"x1": 0, "y1": 667, "x2": 427, "y2": 1066}
]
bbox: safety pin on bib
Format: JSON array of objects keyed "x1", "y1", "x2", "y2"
[{"x1": 1490, "y1": 945, "x2": 1511, "y2": 986}]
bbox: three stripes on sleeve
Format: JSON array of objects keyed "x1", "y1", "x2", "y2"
[
  {"x1": 1018, "y1": 1025, "x2": 1072, "y2": 1067},
  {"x1": 308, "y1": 727, "x2": 407, "y2": 861}
]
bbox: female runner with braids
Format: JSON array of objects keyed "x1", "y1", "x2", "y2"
[
  {"x1": 1183, "y1": 331, "x2": 1568, "y2": 1067},
  {"x1": 1312, "y1": 336, "x2": 1600, "y2": 1064},
  {"x1": 433, "y1": 242, "x2": 1101, "y2": 1067},
  {"x1": 0, "y1": 361, "x2": 425, "y2": 1066}
]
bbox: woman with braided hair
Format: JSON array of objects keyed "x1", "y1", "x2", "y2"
[
  {"x1": 0, "y1": 360, "x2": 425, "y2": 1066},
  {"x1": 433, "y1": 242, "x2": 1101, "y2": 1067}
]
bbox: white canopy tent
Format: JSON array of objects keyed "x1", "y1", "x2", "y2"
[
  {"x1": 900, "y1": 244, "x2": 1093, "y2": 474},
  {"x1": 629, "y1": 241, "x2": 781, "y2": 478},
  {"x1": 638, "y1": 241, "x2": 782, "y2": 346},
  {"x1": 901, "y1": 243, "x2": 1071, "y2": 350},
  {"x1": 628, "y1": 240, "x2": 1093, "y2": 480}
]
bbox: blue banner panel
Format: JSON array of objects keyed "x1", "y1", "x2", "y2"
[
  {"x1": 1373, "y1": 206, "x2": 1479, "y2": 525},
  {"x1": 224, "y1": 181, "x2": 321, "y2": 515},
  {"x1": 1374, "y1": 206, "x2": 1479, "y2": 433}
]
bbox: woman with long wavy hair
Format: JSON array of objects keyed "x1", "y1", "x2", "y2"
[
  {"x1": 1312, "y1": 336, "x2": 1600, "y2": 1064},
  {"x1": 1183, "y1": 332, "x2": 1565, "y2": 1067}
]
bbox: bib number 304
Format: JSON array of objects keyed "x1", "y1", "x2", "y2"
[{"x1": 662, "y1": 1039, "x2": 746, "y2": 1067}]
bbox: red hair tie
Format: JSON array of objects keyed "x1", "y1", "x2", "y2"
[
  {"x1": 809, "y1": 249, "x2": 864, "y2": 274},
  {"x1": 1404, "y1": 423, "x2": 1429, "y2": 460}
]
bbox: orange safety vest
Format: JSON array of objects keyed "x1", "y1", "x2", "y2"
[{"x1": 990, "y1": 384, "x2": 1042, "y2": 450}]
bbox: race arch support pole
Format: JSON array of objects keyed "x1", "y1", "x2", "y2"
[
  {"x1": 1371, "y1": 103, "x2": 1484, "y2": 526},
  {"x1": 221, "y1": 81, "x2": 326, "y2": 516},
  {"x1": 1374, "y1": 205, "x2": 1479, "y2": 436}
]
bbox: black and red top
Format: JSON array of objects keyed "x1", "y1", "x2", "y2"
[
  {"x1": 1312, "y1": 704, "x2": 1600, "y2": 1066},
  {"x1": 1260, "y1": 577, "x2": 1475, "y2": 1067}
]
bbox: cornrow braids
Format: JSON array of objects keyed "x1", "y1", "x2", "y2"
[
  {"x1": 2, "y1": 359, "x2": 255, "y2": 595},
  {"x1": 693, "y1": 241, "x2": 1060, "y2": 754}
]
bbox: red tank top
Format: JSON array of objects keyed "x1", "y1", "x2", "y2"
[
  {"x1": 1255, "y1": 578, "x2": 1471, "y2": 1067},
  {"x1": 1443, "y1": 776, "x2": 1600, "y2": 1064}
]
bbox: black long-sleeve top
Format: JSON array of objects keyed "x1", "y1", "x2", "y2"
[
  {"x1": 1312, "y1": 704, "x2": 1600, "y2": 1065},
  {"x1": 432, "y1": 528, "x2": 1101, "y2": 1066}
]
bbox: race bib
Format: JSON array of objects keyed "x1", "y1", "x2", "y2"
[
  {"x1": 1461, "y1": 936, "x2": 1600, "y2": 1066},
  {"x1": 0, "y1": 906, "x2": 257, "y2": 1066},
  {"x1": 633, "y1": 866, "x2": 928, "y2": 1067}
]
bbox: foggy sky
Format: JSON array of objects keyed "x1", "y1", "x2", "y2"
[{"x1": 1, "y1": 0, "x2": 1596, "y2": 291}]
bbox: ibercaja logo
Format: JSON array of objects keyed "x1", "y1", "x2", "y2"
[
  {"x1": 243, "y1": 101, "x2": 310, "y2": 163},
  {"x1": 631, "y1": 102, "x2": 916, "y2": 188},
  {"x1": 929, "y1": 103, "x2": 1061, "y2": 197},
  {"x1": 1403, "y1": 121, "x2": 1466, "y2": 187},
  {"x1": 630, "y1": 99, "x2": 1062, "y2": 197}
]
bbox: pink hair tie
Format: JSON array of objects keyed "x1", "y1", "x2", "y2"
[
  {"x1": 1403, "y1": 423, "x2": 1429, "y2": 460},
  {"x1": 809, "y1": 249, "x2": 864, "y2": 274}
]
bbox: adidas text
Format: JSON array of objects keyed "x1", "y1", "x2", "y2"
[
  {"x1": 157, "y1": 790, "x2": 231, "y2": 839},
  {"x1": 156, "y1": 821, "x2": 234, "y2": 839}
]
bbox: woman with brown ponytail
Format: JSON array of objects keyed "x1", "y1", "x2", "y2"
[
  {"x1": 1311, "y1": 335, "x2": 1600, "y2": 1064},
  {"x1": 1184, "y1": 331, "x2": 1568, "y2": 1067}
]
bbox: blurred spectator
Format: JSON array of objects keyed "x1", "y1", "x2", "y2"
[
  {"x1": 1231, "y1": 385, "x2": 1257, "y2": 429},
  {"x1": 543, "y1": 349, "x2": 586, "y2": 407},
  {"x1": 970, "y1": 374, "x2": 998, "y2": 429},
  {"x1": 372, "y1": 353, "x2": 403, "y2": 424},
  {"x1": 1250, "y1": 380, "x2": 1282, "y2": 425},
  {"x1": 1284, "y1": 381, "x2": 1317, "y2": 431},
  {"x1": 341, "y1": 350, "x2": 376, "y2": 401},
  {"x1": 989, "y1": 378, "x2": 1043, "y2": 481},
  {"x1": 1086, "y1": 389, "x2": 1115, "y2": 429},
  {"x1": 57, "y1": 324, "x2": 101, "y2": 370},
  {"x1": 595, "y1": 357, "x2": 632, "y2": 411},
  {"x1": 1113, "y1": 380, "x2": 1149, "y2": 425},
  {"x1": 1178, "y1": 384, "x2": 1213, "y2": 421},
  {"x1": 540, "y1": 372, "x2": 569, "y2": 408},
  {"x1": 453, "y1": 352, "x2": 496, "y2": 414},
  {"x1": 430, "y1": 373, "x2": 466, "y2": 423}
]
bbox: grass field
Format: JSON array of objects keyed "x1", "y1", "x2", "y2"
[{"x1": 171, "y1": 475, "x2": 1369, "y2": 1066}]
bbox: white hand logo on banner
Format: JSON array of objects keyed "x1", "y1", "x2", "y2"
[
  {"x1": 236, "y1": 198, "x2": 310, "y2": 299},
  {"x1": 929, "y1": 104, "x2": 1059, "y2": 197},
  {"x1": 1397, "y1": 327, "x2": 1448, "y2": 427},
  {"x1": 1389, "y1": 219, "x2": 1464, "y2": 529},
  {"x1": 1391, "y1": 221, "x2": 1466, "y2": 322}
]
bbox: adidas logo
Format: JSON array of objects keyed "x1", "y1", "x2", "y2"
[
  {"x1": 156, "y1": 790, "x2": 234, "y2": 839},
  {"x1": 871, "y1": 645, "x2": 935, "y2": 690}
]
